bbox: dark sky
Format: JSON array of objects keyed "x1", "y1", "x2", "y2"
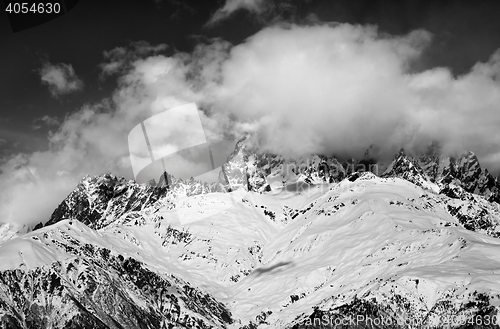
[{"x1": 1, "y1": 0, "x2": 500, "y2": 158}]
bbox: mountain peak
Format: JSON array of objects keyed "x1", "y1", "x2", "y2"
[
  {"x1": 418, "y1": 141, "x2": 447, "y2": 182},
  {"x1": 44, "y1": 173, "x2": 169, "y2": 229},
  {"x1": 381, "y1": 148, "x2": 434, "y2": 190}
]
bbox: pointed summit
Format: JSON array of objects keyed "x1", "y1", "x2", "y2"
[
  {"x1": 418, "y1": 141, "x2": 449, "y2": 183},
  {"x1": 434, "y1": 151, "x2": 500, "y2": 203},
  {"x1": 382, "y1": 148, "x2": 434, "y2": 190},
  {"x1": 157, "y1": 171, "x2": 172, "y2": 188},
  {"x1": 45, "y1": 173, "x2": 168, "y2": 229},
  {"x1": 454, "y1": 151, "x2": 482, "y2": 188},
  {"x1": 219, "y1": 137, "x2": 249, "y2": 191}
]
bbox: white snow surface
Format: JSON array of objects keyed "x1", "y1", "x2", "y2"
[{"x1": 1, "y1": 174, "x2": 500, "y2": 327}]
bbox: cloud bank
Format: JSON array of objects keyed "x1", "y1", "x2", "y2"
[
  {"x1": 1, "y1": 23, "x2": 500, "y2": 226},
  {"x1": 208, "y1": 0, "x2": 307, "y2": 24},
  {"x1": 39, "y1": 62, "x2": 84, "y2": 98},
  {"x1": 200, "y1": 24, "x2": 500, "y2": 164},
  {"x1": 209, "y1": 0, "x2": 264, "y2": 24}
]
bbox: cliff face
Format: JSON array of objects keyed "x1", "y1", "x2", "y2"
[
  {"x1": 0, "y1": 220, "x2": 233, "y2": 329},
  {"x1": 220, "y1": 139, "x2": 499, "y2": 207},
  {"x1": 382, "y1": 146, "x2": 500, "y2": 205},
  {"x1": 1, "y1": 139, "x2": 500, "y2": 328},
  {"x1": 42, "y1": 174, "x2": 169, "y2": 230},
  {"x1": 219, "y1": 137, "x2": 347, "y2": 193}
]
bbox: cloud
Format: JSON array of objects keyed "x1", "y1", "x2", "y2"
[
  {"x1": 2, "y1": 24, "x2": 500, "y2": 226},
  {"x1": 0, "y1": 43, "x2": 200, "y2": 225},
  {"x1": 31, "y1": 115, "x2": 60, "y2": 130},
  {"x1": 208, "y1": 0, "x2": 308, "y2": 25},
  {"x1": 39, "y1": 62, "x2": 84, "y2": 97},
  {"x1": 211, "y1": 0, "x2": 264, "y2": 23},
  {"x1": 0, "y1": 139, "x2": 6, "y2": 146},
  {"x1": 192, "y1": 24, "x2": 500, "y2": 170},
  {"x1": 100, "y1": 41, "x2": 168, "y2": 78},
  {"x1": 205, "y1": 25, "x2": 433, "y2": 158}
]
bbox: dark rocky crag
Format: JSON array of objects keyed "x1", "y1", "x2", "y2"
[
  {"x1": 221, "y1": 139, "x2": 500, "y2": 205},
  {"x1": 42, "y1": 174, "x2": 169, "y2": 230}
]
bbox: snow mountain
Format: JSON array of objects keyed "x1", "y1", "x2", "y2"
[{"x1": 1, "y1": 139, "x2": 500, "y2": 328}]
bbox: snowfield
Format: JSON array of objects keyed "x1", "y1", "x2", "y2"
[{"x1": 1, "y1": 168, "x2": 500, "y2": 328}]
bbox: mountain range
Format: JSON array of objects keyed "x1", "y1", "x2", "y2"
[{"x1": 1, "y1": 138, "x2": 500, "y2": 328}]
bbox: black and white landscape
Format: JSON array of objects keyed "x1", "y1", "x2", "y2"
[
  {"x1": 1, "y1": 139, "x2": 500, "y2": 328},
  {"x1": 1, "y1": 0, "x2": 500, "y2": 328}
]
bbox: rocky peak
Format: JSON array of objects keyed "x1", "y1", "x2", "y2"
[
  {"x1": 381, "y1": 148, "x2": 431, "y2": 189},
  {"x1": 41, "y1": 140, "x2": 500, "y2": 232},
  {"x1": 216, "y1": 138, "x2": 498, "y2": 204},
  {"x1": 218, "y1": 137, "x2": 351, "y2": 193},
  {"x1": 376, "y1": 143, "x2": 500, "y2": 204},
  {"x1": 44, "y1": 173, "x2": 170, "y2": 230},
  {"x1": 439, "y1": 151, "x2": 500, "y2": 203},
  {"x1": 443, "y1": 152, "x2": 482, "y2": 188},
  {"x1": 418, "y1": 141, "x2": 450, "y2": 182},
  {"x1": 415, "y1": 144, "x2": 485, "y2": 190},
  {"x1": 219, "y1": 137, "x2": 251, "y2": 191}
]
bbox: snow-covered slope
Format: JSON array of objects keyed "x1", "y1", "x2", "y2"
[{"x1": 1, "y1": 140, "x2": 500, "y2": 328}]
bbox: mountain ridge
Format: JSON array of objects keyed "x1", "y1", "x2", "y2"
[{"x1": 1, "y1": 139, "x2": 500, "y2": 328}]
